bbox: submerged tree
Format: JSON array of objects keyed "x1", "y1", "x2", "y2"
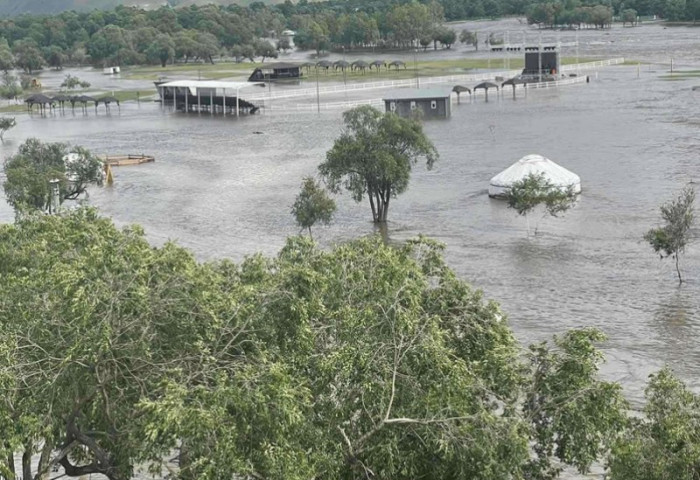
[
  {"x1": 644, "y1": 186, "x2": 695, "y2": 283},
  {"x1": 320, "y1": 105, "x2": 438, "y2": 223},
  {"x1": 60, "y1": 74, "x2": 90, "y2": 91},
  {"x1": 0, "y1": 116, "x2": 15, "y2": 142},
  {"x1": 291, "y1": 176, "x2": 336, "y2": 239},
  {"x1": 505, "y1": 172, "x2": 577, "y2": 235},
  {"x1": 3, "y1": 138, "x2": 103, "y2": 214}
]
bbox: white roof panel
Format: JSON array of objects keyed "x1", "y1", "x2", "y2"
[
  {"x1": 488, "y1": 154, "x2": 581, "y2": 197},
  {"x1": 158, "y1": 80, "x2": 262, "y2": 91}
]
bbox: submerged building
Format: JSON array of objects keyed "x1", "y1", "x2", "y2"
[
  {"x1": 383, "y1": 89, "x2": 453, "y2": 119},
  {"x1": 488, "y1": 154, "x2": 581, "y2": 197},
  {"x1": 155, "y1": 80, "x2": 264, "y2": 116}
]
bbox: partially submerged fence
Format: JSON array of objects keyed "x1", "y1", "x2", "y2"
[{"x1": 246, "y1": 58, "x2": 624, "y2": 102}]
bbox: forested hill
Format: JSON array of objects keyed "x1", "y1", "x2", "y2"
[
  {"x1": 0, "y1": 1, "x2": 286, "y2": 17},
  {"x1": 0, "y1": 0, "x2": 142, "y2": 16}
]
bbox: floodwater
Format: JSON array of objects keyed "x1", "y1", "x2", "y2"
[{"x1": 1, "y1": 19, "x2": 699, "y2": 407}]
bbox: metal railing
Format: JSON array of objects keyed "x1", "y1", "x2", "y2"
[
  {"x1": 259, "y1": 73, "x2": 593, "y2": 112},
  {"x1": 246, "y1": 58, "x2": 624, "y2": 101}
]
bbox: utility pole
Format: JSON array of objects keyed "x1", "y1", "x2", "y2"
[
  {"x1": 414, "y1": 47, "x2": 419, "y2": 88},
  {"x1": 316, "y1": 65, "x2": 320, "y2": 113}
]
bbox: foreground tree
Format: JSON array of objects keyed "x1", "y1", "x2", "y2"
[
  {"x1": 320, "y1": 105, "x2": 438, "y2": 223},
  {"x1": 0, "y1": 209, "x2": 302, "y2": 480},
  {"x1": 644, "y1": 186, "x2": 695, "y2": 283},
  {"x1": 0, "y1": 210, "x2": 629, "y2": 480},
  {"x1": 525, "y1": 329, "x2": 627, "y2": 479},
  {"x1": 291, "y1": 176, "x2": 336, "y2": 239},
  {"x1": 505, "y1": 172, "x2": 577, "y2": 235},
  {"x1": 0, "y1": 116, "x2": 15, "y2": 142},
  {"x1": 608, "y1": 367, "x2": 700, "y2": 480},
  {"x1": 3, "y1": 138, "x2": 103, "y2": 213}
]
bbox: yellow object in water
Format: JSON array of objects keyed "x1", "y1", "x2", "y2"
[{"x1": 104, "y1": 163, "x2": 114, "y2": 186}]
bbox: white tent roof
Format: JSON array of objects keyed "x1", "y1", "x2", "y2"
[
  {"x1": 157, "y1": 80, "x2": 264, "y2": 96},
  {"x1": 488, "y1": 154, "x2": 581, "y2": 197}
]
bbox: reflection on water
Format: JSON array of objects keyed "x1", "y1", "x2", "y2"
[{"x1": 1, "y1": 21, "x2": 699, "y2": 407}]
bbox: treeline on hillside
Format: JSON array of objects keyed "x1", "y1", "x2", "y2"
[
  {"x1": 0, "y1": 2, "x2": 460, "y2": 71},
  {"x1": 0, "y1": 0, "x2": 695, "y2": 73}
]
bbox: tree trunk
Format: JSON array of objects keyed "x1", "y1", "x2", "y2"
[
  {"x1": 675, "y1": 254, "x2": 683, "y2": 284},
  {"x1": 35, "y1": 441, "x2": 52, "y2": 480},
  {"x1": 22, "y1": 444, "x2": 32, "y2": 480},
  {"x1": 367, "y1": 192, "x2": 377, "y2": 222},
  {"x1": 5, "y1": 446, "x2": 15, "y2": 480},
  {"x1": 307, "y1": 226, "x2": 313, "y2": 241},
  {"x1": 374, "y1": 190, "x2": 384, "y2": 223},
  {"x1": 381, "y1": 189, "x2": 391, "y2": 222}
]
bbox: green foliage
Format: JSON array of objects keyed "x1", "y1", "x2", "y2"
[
  {"x1": 146, "y1": 33, "x2": 175, "y2": 67},
  {"x1": 621, "y1": 8, "x2": 638, "y2": 24},
  {"x1": 60, "y1": 73, "x2": 91, "y2": 90},
  {"x1": 276, "y1": 37, "x2": 291, "y2": 52},
  {"x1": 0, "y1": 116, "x2": 15, "y2": 142},
  {"x1": 320, "y1": 105, "x2": 438, "y2": 223},
  {"x1": 43, "y1": 44, "x2": 66, "y2": 69},
  {"x1": 644, "y1": 186, "x2": 695, "y2": 283},
  {"x1": 3, "y1": 138, "x2": 104, "y2": 213},
  {"x1": 231, "y1": 43, "x2": 255, "y2": 63},
  {"x1": 608, "y1": 367, "x2": 700, "y2": 480},
  {"x1": 0, "y1": 37, "x2": 13, "y2": 72},
  {"x1": 0, "y1": 72, "x2": 21, "y2": 99},
  {"x1": 525, "y1": 329, "x2": 628, "y2": 479},
  {"x1": 254, "y1": 39, "x2": 278, "y2": 62},
  {"x1": 12, "y1": 39, "x2": 43, "y2": 73},
  {"x1": 0, "y1": 209, "x2": 636, "y2": 480},
  {"x1": 291, "y1": 176, "x2": 336, "y2": 238},
  {"x1": 504, "y1": 172, "x2": 577, "y2": 234},
  {"x1": 460, "y1": 29, "x2": 479, "y2": 49},
  {"x1": 433, "y1": 26, "x2": 457, "y2": 48}
]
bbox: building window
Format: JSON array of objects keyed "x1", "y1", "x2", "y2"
[
  {"x1": 410, "y1": 101, "x2": 416, "y2": 110},
  {"x1": 430, "y1": 100, "x2": 437, "y2": 109}
]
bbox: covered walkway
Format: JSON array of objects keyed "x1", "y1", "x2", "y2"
[{"x1": 156, "y1": 80, "x2": 265, "y2": 116}]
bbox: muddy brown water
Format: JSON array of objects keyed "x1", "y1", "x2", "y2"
[{"x1": 1, "y1": 20, "x2": 699, "y2": 408}]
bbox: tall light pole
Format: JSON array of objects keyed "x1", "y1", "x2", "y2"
[
  {"x1": 414, "y1": 48, "x2": 419, "y2": 88},
  {"x1": 316, "y1": 65, "x2": 320, "y2": 113},
  {"x1": 342, "y1": 46, "x2": 347, "y2": 88}
]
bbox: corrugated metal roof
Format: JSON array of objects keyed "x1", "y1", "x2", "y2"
[
  {"x1": 383, "y1": 88, "x2": 452, "y2": 101},
  {"x1": 260, "y1": 62, "x2": 300, "y2": 69}
]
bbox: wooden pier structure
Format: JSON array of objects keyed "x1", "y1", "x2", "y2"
[
  {"x1": 155, "y1": 80, "x2": 264, "y2": 117},
  {"x1": 102, "y1": 154, "x2": 155, "y2": 166}
]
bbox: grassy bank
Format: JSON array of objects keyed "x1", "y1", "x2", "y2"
[{"x1": 124, "y1": 56, "x2": 604, "y2": 84}]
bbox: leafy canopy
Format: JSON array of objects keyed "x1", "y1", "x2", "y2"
[
  {"x1": 60, "y1": 73, "x2": 91, "y2": 90},
  {"x1": 504, "y1": 172, "x2": 577, "y2": 235},
  {"x1": 3, "y1": 138, "x2": 104, "y2": 213},
  {"x1": 644, "y1": 186, "x2": 695, "y2": 283},
  {"x1": 290, "y1": 176, "x2": 336, "y2": 238},
  {"x1": 320, "y1": 105, "x2": 438, "y2": 223},
  {"x1": 608, "y1": 367, "x2": 700, "y2": 480},
  {"x1": 0, "y1": 116, "x2": 15, "y2": 141}
]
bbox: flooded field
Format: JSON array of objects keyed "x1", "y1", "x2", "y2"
[{"x1": 1, "y1": 20, "x2": 699, "y2": 407}]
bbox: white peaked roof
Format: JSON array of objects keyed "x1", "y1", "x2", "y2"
[{"x1": 488, "y1": 154, "x2": 581, "y2": 197}]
